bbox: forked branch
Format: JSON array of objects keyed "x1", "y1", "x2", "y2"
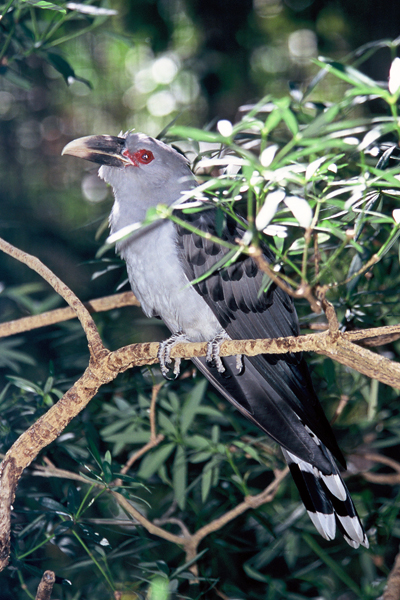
[{"x1": 1, "y1": 236, "x2": 399, "y2": 577}]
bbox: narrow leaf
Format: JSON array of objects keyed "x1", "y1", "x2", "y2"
[
  {"x1": 138, "y1": 443, "x2": 175, "y2": 479},
  {"x1": 173, "y1": 446, "x2": 187, "y2": 509},
  {"x1": 180, "y1": 379, "x2": 207, "y2": 435}
]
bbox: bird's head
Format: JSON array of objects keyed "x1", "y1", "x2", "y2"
[{"x1": 62, "y1": 131, "x2": 196, "y2": 215}]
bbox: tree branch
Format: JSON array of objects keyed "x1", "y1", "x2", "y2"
[
  {"x1": 0, "y1": 291, "x2": 140, "y2": 339},
  {"x1": 384, "y1": 549, "x2": 400, "y2": 600},
  {"x1": 0, "y1": 236, "x2": 103, "y2": 356},
  {"x1": 35, "y1": 570, "x2": 55, "y2": 600}
]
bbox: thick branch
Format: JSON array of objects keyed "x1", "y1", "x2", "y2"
[
  {"x1": 384, "y1": 550, "x2": 400, "y2": 600},
  {"x1": 35, "y1": 570, "x2": 55, "y2": 600},
  {"x1": 108, "y1": 328, "x2": 400, "y2": 388}
]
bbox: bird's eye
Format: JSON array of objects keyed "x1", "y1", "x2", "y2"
[
  {"x1": 121, "y1": 147, "x2": 155, "y2": 167},
  {"x1": 136, "y1": 149, "x2": 154, "y2": 164}
]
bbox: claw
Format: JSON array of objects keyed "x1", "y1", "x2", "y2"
[
  {"x1": 157, "y1": 332, "x2": 187, "y2": 380},
  {"x1": 206, "y1": 330, "x2": 243, "y2": 374},
  {"x1": 235, "y1": 353, "x2": 245, "y2": 374}
]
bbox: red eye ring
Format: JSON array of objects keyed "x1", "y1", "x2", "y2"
[
  {"x1": 136, "y1": 149, "x2": 154, "y2": 164},
  {"x1": 122, "y1": 148, "x2": 155, "y2": 166}
]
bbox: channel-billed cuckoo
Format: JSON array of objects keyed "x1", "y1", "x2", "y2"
[{"x1": 62, "y1": 131, "x2": 368, "y2": 548}]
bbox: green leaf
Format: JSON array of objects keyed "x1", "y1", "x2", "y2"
[
  {"x1": 262, "y1": 109, "x2": 282, "y2": 135},
  {"x1": 315, "y1": 58, "x2": 386, "y2": 97},
  {"x1": 201, "y1": 461, "x2": 213, "y2": 503},
  {"x1": 158, "y1": 410, "x2": 177, "y2": 435},
  {"x1": 172, "y1": 445, "x2": 187, "y2": 509},
  {"x1": 180, "y1": 379, "x2": 207, "y2": 435},
  {"x1": 185, "y1": 435, "x2": 211, "y2": 449},
  {"x1": 6, "y1": 375, "x2": 42, "y2": 394},
  {"x1": 87, "y1": 437, "x2": 102, "y2": 468},
  {"x1": 138, "y1": 443, "x2": 175, "y2": 479},
  {"x1": 46, "y1": 52, "x2": 92, "y2": 87},
  {"x1": 102, "y1": 459, "x2": 113, "y2": 484},
  {"x1": 232, "y1": 440, "x2": 261, "y2": 463},
  {"x1": 0, "y1": 340, "x2": 36, "y2": 371},
  {"x1": 22, "y1": 0, "x2": 66, "y2": 12},
  {"x1": 211, "y1": 424, "x2": 220, "y2": 444},
  {"x1": 168, "y1": 125, "x2": 225, "y2": 144},
  {"x1": 170, "y1": 548, "x2": 208, "y2": 578},
  {"x1": 190, "y1": 451, "x2": 212, "y2": 463},
  {"x1": 39, "y1": 497, "x2": 71, "y2": 517},
  {"x1": 1, "y1": 68, "x2": 32, "y2": 90},
  {"x1": 243, "y1": 563, "x2": 270, "y2": 583},
  {"x1": 303, "y1": 533, "x2": 362, "y2": 596},
  {"x1": 281, "y1": 107, "x2": 299, "y2": 136}
]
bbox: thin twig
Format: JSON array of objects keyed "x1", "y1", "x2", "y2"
[
  {"x1": 28, "y1": 460, "x2": 288, "y2": 579},
  {"x1": 360, "y1": 452, "x2": 400, "y2": 485},
  {"x1": 330, "y1": 395, "x2": 350, "y2": 425},
  {"x1": 0, "y1": 236, "x2": 103, "y2": 355},
  {"x1": 153, "y1": 517, "x2": 192, "y2": 539},
  {"x1": 337, "y1": 253, "x2": 380, "y2": 288},
  {"x1": 313, "y1": 232, "x2": 320, "y2": 279},
  {"x1": 0, "y1": 292, "x2": 140, "y2": 339},
  {"x1": 248, "y1": 245, "x2": 322, "y2": 313},
  {"x1": 316, "y1": 286, "x2": 340, "y2": 334},
  {"x1": 115, "y1": 382, "x2": 164, "y2": 485}
]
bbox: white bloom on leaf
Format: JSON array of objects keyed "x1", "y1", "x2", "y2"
[
  {"x1": 284, "y1": 196, "x2": 313, "y2": 228},
  {"x1": 392, "y1": 208, "x2": 400, "y2": 224},
  {"x1": 263, "y1": 224, "x2": 288, "y2": 238},
  {"x1": 255, "y1": 190, "x2": 286, "y2": 230},
  {"x1": 389, "y1": 57, "x2": 400, "y2": 95},
  {"x1": 260, "y1": 145, "x2": 279, "y2": 167},
  {"x1": 217, "y1": 119, "x2": 233, "y2": 137},
  {"x1": 306, "y1": 157, "x2": 326, "y2": 181}
]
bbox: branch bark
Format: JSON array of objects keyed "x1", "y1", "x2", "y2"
[
  {"x1": 0, "y1": 291, "x2": 140, "y2": 339},
  {"x1": 384, "y1": 549, "x2": 400, "y2": 600},
  {"x1": 35, "y1": 570, "x2": 55, "y2": 600}
]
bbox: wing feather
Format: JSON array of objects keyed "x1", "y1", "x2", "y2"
[{"x1": 175, "y1": 205, "x2": 345, "y2": 470}]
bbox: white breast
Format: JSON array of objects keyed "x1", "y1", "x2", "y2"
[{"x1": 117, "y1": 220, "x2": 222, "y2": 342}]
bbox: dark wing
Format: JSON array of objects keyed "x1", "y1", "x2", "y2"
[{"x1": 175, "y1": 205, "x2": 345, "y2": 473}]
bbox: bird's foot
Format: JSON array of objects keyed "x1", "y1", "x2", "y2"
[
  {"x1": 206, "y1": 331, "x2": 244, "y2": 374},
  {"x1": 158, "y1": 331, "x2": 188, "y2": 380}
]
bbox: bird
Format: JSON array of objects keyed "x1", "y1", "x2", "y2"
[{"x1": 62, "y1": 131, "x2": 368, "y2": 548}]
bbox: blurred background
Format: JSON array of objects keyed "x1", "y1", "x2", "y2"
[{"x1": 1, "y1": 1, "x2": 400, "y2": 598}]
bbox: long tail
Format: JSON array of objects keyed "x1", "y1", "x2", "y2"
[{"x1": 282, "y1": 442, "x2": 369, "y2": 548}]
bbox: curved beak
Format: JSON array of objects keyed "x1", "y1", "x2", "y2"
[{"x1": 62, "y1": 135, "x2": 130, "y2": 168}]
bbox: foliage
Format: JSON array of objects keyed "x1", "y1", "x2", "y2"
[
  {"x1": 0, "y1": 0, "x2": 116, "y2": 89},
  {"x1": 2, "y1": 2, "x2": 400, "y2": 599}
]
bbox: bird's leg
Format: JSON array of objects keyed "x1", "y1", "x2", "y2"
[
  {"x1": 206, "y1": 330, "x2": 244, "y2": 374},
  {"x1": 158, "y1": 331, "x2": 189, "y2": 380}
]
